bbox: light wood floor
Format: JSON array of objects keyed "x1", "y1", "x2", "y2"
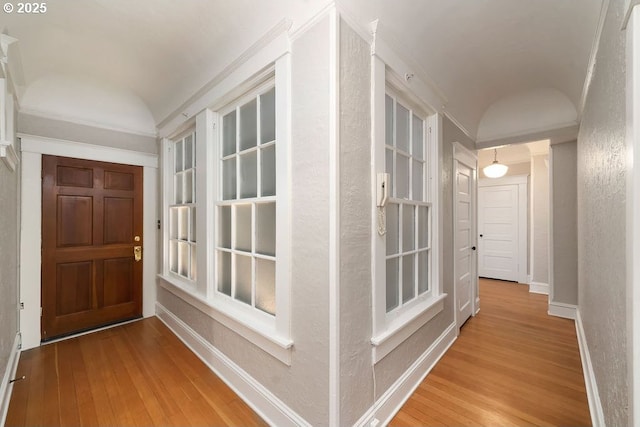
[
  {"x1": 6, "y1": 279, "x2": 590, "y2": 426},
  {"x1": 391, "y1": 278, "x2": 591, "y2": 426},
  {"x1": 5, "y1": 318, "x2": 267, "y2": 427}
]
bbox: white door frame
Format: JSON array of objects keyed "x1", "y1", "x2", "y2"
[
  {"x1": 478, "y1": 174, "x2": 528, "y2": 285},
  {"x1": 626, "y1": 4, "x2": 640, "y2": 425},
  {"x1": 453, "y1": 142, "x2": 478, "y2": 331},
  {"x1": 18, "y1": 134, "x2": 159, "y2": 350}
]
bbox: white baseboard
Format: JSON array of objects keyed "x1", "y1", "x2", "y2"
[
  {"x1": 155, "y1": 303, "x2": 310, "y2": 427},
  {"x1": 575, "y1": 309, "x2": 605, "y2": 427},
  {"x1": 529, "y1": 282, "x2": 550, "y2": 295},
  {"x1": 355, "y1": 323, "x2": 457, "y2": 427},
  {"x1": 0, "y1": 333, "x2": 21, "y2": 427},
  {"x1": 548, "y1": 302, "x2": 577, "y2": 320}
]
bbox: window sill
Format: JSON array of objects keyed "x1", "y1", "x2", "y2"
[
  {"x1": 371, "y1": 293, "x2": 447, "y2": 363},
  {"x1": 157, "y1": 274, "x2": 293, "y2": 365}
]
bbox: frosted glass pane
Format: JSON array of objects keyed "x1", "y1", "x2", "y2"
[
  {"x1": 217, "y1": 251, "x2": 231, "y2": 296},
  {"x1": 385, "y1": 95, "x2": 394, "y2": 146},
  {"x1": 222, "y1": 158, "x2": 236, "y2": 200},
  {"x1": 170, "y1": 207, "x2": 178, "y2": 240},
  {"x1": 256, "y1": 202, "x2": 276, "y2": 256},
  {"x1": 170, "y1": 241, "x2": 178, "y2": 273},
  {"x1": 402, "y1": 254, "x2": 415, "y2": 303},
  {"x1": 240, "y1": 151, "x2": 257, "y2": 199},
  {"x1": 261, "y1": 145, "x2": 276, "y2": 197},
  {"x1": 396, "y1": 154, "x2": 409, "y2": 199},
  {"x1": 418, "y1": 250, "x2": 429, "y2": 294},
  {"x1": 184, "y1": 170, "x2": 193, "y2": 204},
  {"x1": 412, "y1": 115, "x2": 423, "y2": 159},
  {"x1": 235, "y1": 204, "x2": 252, "y2": 252},
  {"x1": 419, "y1": 206, "x2": 429, "y2": 248},
  {"x1": 386, "y1": 257, "x2": 399, "y2": 312},
  {"x1": 190, "y1": 207, "x2": 196, "y2": 243},
  {"x1": 403, "y1": 204, "x2": 415, "y2": 251},
  {"x1": 185, "y1": 134, "x2": 193, "y2": 170},
  {"x1": 190, "y1": 244, "x2": 197, "y2": 281},
  {"x1": 240, "y1": 99, "x2": 257, "y2": 151},
  {"x1": 256, "y1": 258, "x2": 276, "y2": 315},
  {"x1": 412, "y1": 161, "x2": 423, "y2": 201},
  {"x1": 396, "y1": 103, "x2": 410, "y2": 153},
  {"x1": 386, "y1": 203, "x2": 399, "y2": 256},
  {"x1": 223, "y1": 111, "x2": 236, "y2": 156},
  {"x1": 179, "y1": 242, "x2": 189, "y2": 277},
  {"x1": 218, "y1": 206, "x2": 231, "y2": 248},
  {"x1": 260, "y1": 88, "x2": 276, "y2": 144},
  {"x1": 174, "y1": 173, "x2": 183, "y2": 204},
  {"x1": 386, "y1": 148, "x2": 394, "y2": 196},
  {"x1": 235, "y1": 254, "x2": 252, "y2": 305},
  {"x1": 175, "y1": 140, "x2": 183, "y2": 173},
  {"x1": 178, "y1": 207, "x2": 188, "y2": 241}
]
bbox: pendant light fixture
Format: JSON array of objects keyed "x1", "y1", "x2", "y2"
[{"x1": 483, "y1": 148, "x2": 508, "y2": 178}]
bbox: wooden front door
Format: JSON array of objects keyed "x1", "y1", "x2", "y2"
[{"x1": 41, "y1": 155, "x2": 143, "y2": 341}]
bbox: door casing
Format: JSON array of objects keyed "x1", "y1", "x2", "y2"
[{"x1": 19, "y1": 134, "x2": 158, "y2": 350}]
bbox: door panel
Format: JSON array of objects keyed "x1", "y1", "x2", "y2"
[
  {"x1": 42, "y1": 155, "x2": 143, "y2": 340},
  {"x1": 455, "y1": 161, "x2": 475, "y2": 329},
  {"x1": 478, "y1": 184, "x2": 519, "y2": 281}
]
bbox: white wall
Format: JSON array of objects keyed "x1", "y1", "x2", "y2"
[
  {"x1": 577, "y1": 0, "x2": 628, "y2": 425},
  {"x1": 550, "y1": 141, "x2": 577, "y2": 305},
  {"x1": 530, "y1": 154, "x2": 549, "y2": 286}
]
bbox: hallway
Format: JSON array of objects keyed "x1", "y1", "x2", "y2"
[
  {"x1": 391, "y1": 279, "x2": 591, "y2": 426},
  {"x1": 5, "y1": 279, "x2": 591, "y2": 426}
]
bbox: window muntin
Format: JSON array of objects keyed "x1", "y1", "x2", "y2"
[
  {"x1": 216, "y1": 86, "x2": 277, "y2": 316},
  {"x1": 384, "y1": 93, "x2": 432, "y2": 314},
  {"x1": 169, "y1": 131, "x2": 197, "y2": 282}
]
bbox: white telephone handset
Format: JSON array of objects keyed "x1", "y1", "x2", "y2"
[
  {"x1": 376, "y1": 173, "x2": 389, "y2": 207},
  {"x1": 376, "y1": 173, "x2": 390, "y2": 235}
]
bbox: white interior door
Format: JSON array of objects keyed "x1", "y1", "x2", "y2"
[
  {"x1": 478, "y1": 184, "x2": 519, "y2": 281},
  {"x1": 454, "y1": 160, "x2": 476, "y2": 329}
]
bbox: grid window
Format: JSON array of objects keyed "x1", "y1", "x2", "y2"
[
  {"x1": 385, "y1": 94, "x2": 431, "y2": 313},
  {"x1": 169, "y1": 132, "x2": 197, "y2": 281},
  {"x1": 217, "y1": 87, "x2": 277, "y2": 316}
]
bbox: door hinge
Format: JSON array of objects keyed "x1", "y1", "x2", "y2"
[
  {"x1": 19, "y1": 302, "x2": 24, "y2": 310},
  {"x1": 40, "y1": 307, "x2": 43, "y2": 317}
]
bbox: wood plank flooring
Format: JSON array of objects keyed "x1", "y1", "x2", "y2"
[
  {"x1": 391, "y1": 278, "x2": 591, "y2": 426},
  {"x1": 6, "y1": 279, "x2": 590, "y2": 426},
  {"x1": 5, "y1": 318, "x2": 267, "y2": 427}
]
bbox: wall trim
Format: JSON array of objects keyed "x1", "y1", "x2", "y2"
[
  {"x1": 19, "y1": 134, "x2": 158, "y2": 168},
  {"x1": 575, "y1": 310, "x2": 605, "y2": 427},
  {"x1": 579, "y1": 0, "x2": 610, "y2": 118},
  {"x1": 529, "y1": 282, "x2": 550, "y2": 295},
  {"x1": 355, "y1": 323, "x2": 457, "y2": 427},
  {"x1": 475, "y1": 123, "x2": 579, "y2": 150},
  {"x1": 548, "y1": 302, "x2": 576, "y2": 319},
  {"x1": 0, "y1": 333, "x2": 21, "y2": 427},
  {"x1": 0, "y1": 140, "x2": 18, "y2": 171},
  {"x1": 155, "y1": 303, "x2": 310, "y2": 427}
]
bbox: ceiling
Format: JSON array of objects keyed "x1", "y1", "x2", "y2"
[{"x1": 1, "y1": 0, "x2": 604, "y2": 141}]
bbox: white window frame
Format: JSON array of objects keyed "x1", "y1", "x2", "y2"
[
  {"x1": 371, "y1": 59, "x2": 444, "y2": 364},
  {"x1": 164, "y1": 129, "x2": 198, "y2": 289},
  {"x1": 159, "y1": 53, "x2": 292, "y2": 365}
]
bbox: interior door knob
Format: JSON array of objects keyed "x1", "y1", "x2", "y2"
[{"x1": 471, "y1": 246, "x2": 476, "y2": 251}]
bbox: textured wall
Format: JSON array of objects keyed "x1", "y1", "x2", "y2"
[
  {"x1": 337, "y1": 20, "x2": 374, "y2": 426},
  {"x1": 0, "y1": 138, "x2": 20, "y2": 385},
  {"x1": 550, "y1": 141, "x2": 577, "y2": 305},
  {"x1": 577, "y1": 0, "x2": 628, "y2": 425},
  {"x1": 18, "y1": 113, "x2": 158, "y2": 154},
  {"x1": 158, "y1": 17, "x2": 332, "y2": 426},
  {"x1": 531, "y1": 154, "x2": 549, "y2": 284}
]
